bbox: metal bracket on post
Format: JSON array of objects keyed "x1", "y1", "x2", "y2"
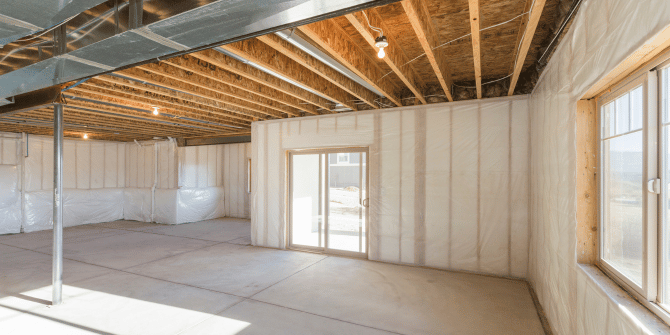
[{"x1": 128, "y1": 0, "x2": 143, "y2": 30}]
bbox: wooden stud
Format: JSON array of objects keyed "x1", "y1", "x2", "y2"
[
  {"x1": 401, "y1": 0, "x2": 454, "y2": 102},
  {"x1": 346, "y1": 10, "x2": 426, "y2": 104},
  {"x1": 468, "y1": 0, "x2": 482, "y2": 99},
  {"x1": 298, "y1": 19, "x2": 403, "y2": 107},
  {"x1": 507, "y1": 0, "x2": 546, "y2": 96}
]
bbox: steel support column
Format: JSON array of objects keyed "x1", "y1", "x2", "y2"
[{"x1": 52, "y1": 103, "x2": 64, "y2": 305}]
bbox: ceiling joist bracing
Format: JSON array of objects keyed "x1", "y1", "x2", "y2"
[
  {"x1": 401, "y1": 0, "x2": 454, "y2": 102},
  {"x1": 345, "y1": 10, "x2": 427, "y2": 104},
  {"x1": 468, "y1": 0, "x2": 483, "y2": 99},
  {"x1": 297, "y1": 20, "x2": 403, "y2": 107}
]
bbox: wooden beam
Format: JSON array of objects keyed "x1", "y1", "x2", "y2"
[
  {"x1": 76, "y1": 82, "x2": 252, "y2": 128},
  {"x1": 345, "y1": 10, "x2": 426, "y2": 104},
  {"x1": 164, "y1": 55, "x2": 314, "y2": 115},
  {"x1": 191, "y1": 49, "x2": 333, "y2": 111},
  {"x1": 257, "y1": 33, "x2": 379, "y2": 109},
  {"x1": 118, "y1": 67, "x2": 277, "y2": 119},
  {"x1": 220, "y1": 39, "x2": 359, "y2": 111},
  {"x1": 401, "y1": 0, "x2": 454, "y2": 102},
  {"x1": 507, "y1": 0, "x2": 547, "y2": 96},
  {"x1": 468, "y1": 0, "x2": 482, "y2": 99},
  {"x1": 0, "y1": 121, "x2": 145, "y2": 142},
  {"x1": 298, "y1": 19, "x2": 402, "y2": 107},
  {"x1": 68, "y1": 86, "x2": 249, "y2": 131},
  {"x1": 138, "y1": 62, "x2": 299, "y2": 117},
  {"x1": 93, "y1": 75, "x2": 255, "y2": 123}
]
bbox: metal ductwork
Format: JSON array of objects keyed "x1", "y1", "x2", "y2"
[
  {"x1": 0, "y1": 0, "x2": 109, "y2": 47},
  {"x1": 0, "y1": 0, "x2": 398, "y2": 102}
]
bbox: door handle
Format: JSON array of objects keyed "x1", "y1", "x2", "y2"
[
  {"x1": 648, "y1": 178, "x2": 661, "y2": 194},
  {"x1": 362, "y1": 198, "x2": 369, "y2": 207}
]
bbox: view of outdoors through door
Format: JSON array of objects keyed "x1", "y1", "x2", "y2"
[{"x1": 290, "y1": 149, "x2": 367, "y2": 256}]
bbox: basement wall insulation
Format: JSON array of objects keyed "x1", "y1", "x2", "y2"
[
  {"x1": 0, "y1": 134, "x2": 249, "y2": 235},
  {"x1": 251, "y1": 96, "x2": 530, "y2": 278},
  {"x1": 528, "y1": 0, "x2": 670, "y2": 334}
]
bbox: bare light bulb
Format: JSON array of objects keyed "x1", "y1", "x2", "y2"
[
  {"x1": 83, "y1": 134, "x2": 88, "y2": 139},
  {"x1": 377, "y1": 47, "x2": 385, "y2": 59},
  {"x1": 152, "y1": 107, "x2": 159, "y2": 115}
]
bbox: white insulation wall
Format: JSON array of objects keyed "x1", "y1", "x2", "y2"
[
  {"x1": 0, "y1": 134, "x2": 249, "y2": 234},
  {"x1": 251, "y1": 96, "x2": 530, "y2": 277},
  {"x1": 528, "y1": 0, "x2": 670, "y2": 334}
]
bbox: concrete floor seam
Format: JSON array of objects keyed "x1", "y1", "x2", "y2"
[
  {"x1": 247, "y1": 255, "x2": 330, "y2": 299},
  {"x1": 97, "y1": 222, "x2": 252, "y2": 245}
]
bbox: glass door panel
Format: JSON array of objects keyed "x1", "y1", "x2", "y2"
[
  {"x1": 290, "y1": 154, "x2": 324, "y2": 249},
  {"x1": 661, "y1": 68, "x2": 670, "y2": 309},
  {"x1": 326, "y1": 152, "x2": 367, "y2": 254}
]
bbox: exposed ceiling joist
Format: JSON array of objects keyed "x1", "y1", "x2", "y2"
[
  {"x1": 298, "y1": 20, "x2": 403, "y2": 107},
  {"x1": 401, "y1": 0, "x2": 454, "y2": 102},
  {"x1": 164, "y1": 55, "x2": 315, "y2": 115},
  {"x1": 257, "y1": 33, "x2": 380, "y2": 109},
  {"x1": 508, "y1": 0, "x2": 547, "y2": 96},
  {"x1": 345, "y1": 10, "x2": 426, "y2": 104},
  {"x1": 220, "y1": 39, "x2": 359, "y2": 111},
  {"x1": 468, "y1": 0, "x2": 483, "y2": 99},
  {"x1": 139, "y1": 62, "x2": 298, "y2": 118},
  {"x1": 191, "y1": 49, "x2": 334, "y2": 111}
]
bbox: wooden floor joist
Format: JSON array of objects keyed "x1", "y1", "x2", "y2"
[
  {"x1": 118, "y1": 67, "x2": 276, "y2": 120},
  {"x1": 298, "y1": 20, "x2": 403, "y2": 107},
  {"x1": 220, "y1": 39, "x2": 359, "y2": 111},
  {"x1": 468, "y1": 0, "x2": 483, "y2": 99},
  {"x1": 401, "y1": 0, "x2": 454, "y2": 102},
  {"x1": 164, "y1": 55, "x2": 311, "y2": 116},
  {"x1": 191, "y1": 49, "x2": 334, "y2": 112},
  {"x1": 345, "y1": 10, "x2": 426, "y2": 104},
  {"x1": 93, "y1": 75, "x2": 256, "y2": 123},
  {"x1": 68, "y1": 85, "x2": 250, "y2": 130},
  {"x1": 138, "y1": 62, "x2": 298, "y2": 118},
  {"x1": 257, "y1": 33, "x2": 380, "y2": 109},
  {"x1": 507, "y1": 0, "x2": 547, "y2": 96}
]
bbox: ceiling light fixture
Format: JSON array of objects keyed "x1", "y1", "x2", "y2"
[
  {"x1": 152, "y1": 107, "x2": 159, "y2": 115},
  {"x1": 83, "y1": 133, "x2": 88, "y2": 139},
  {"x1": 375, "y1": 35, "x2": 388, "y2": 59}
]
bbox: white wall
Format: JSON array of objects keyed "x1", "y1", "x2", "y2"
[
  {"x1": 0, "y1": 134, "x2": 250, "y2": 234},
  {"x1": 528, "y1": 0, "x2": 670, "y2": 334},
  {"x1": 251, "y1": 96, "x2": 530, "y2": 277}
]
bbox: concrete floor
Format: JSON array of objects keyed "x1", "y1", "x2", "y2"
[{"x1": 0, "y1": 218, "x2": 545, "y2": 334}]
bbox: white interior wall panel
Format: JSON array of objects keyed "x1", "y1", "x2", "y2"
[
  {"x1": 527, "y1": 0, "x2": 670, "y2": 333},
  {"x1": 0, "y1": 134, "x2": 22, "y2": 234},
  {"x1": 223, "y1": 143, "x2": 251, "y2": 219},
  {"x1": 251, "y1": 97, "x2": 529, "y2": 276}
]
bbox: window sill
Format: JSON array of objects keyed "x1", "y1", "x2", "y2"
[{"x1": 579, "y1": 264, "x2": 670, "y2": 334}]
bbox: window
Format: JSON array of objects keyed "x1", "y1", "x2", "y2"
[
  {"x1": 337, "y1": 153, "x2": 349, "y2": 164},
  {"x1": 599, "y1": 62, "x2": 670, "y2": 322}
]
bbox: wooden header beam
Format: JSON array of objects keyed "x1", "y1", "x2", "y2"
[
  {"x1": 508, "y1": 0, "x2": 546, "y2": 96},
  {"x1": 402, "y1": 0, "x2": 454, "y2": 102}
]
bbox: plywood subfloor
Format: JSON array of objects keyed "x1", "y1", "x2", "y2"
[{"x1": 0, "y1": 218, "x2": 544, "y2": 334}]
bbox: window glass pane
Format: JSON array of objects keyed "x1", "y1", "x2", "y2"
[
  {"x1": 616, "y1": 93, "x2": 631, "y2": 134},
  {"x1": 603, "y1": 131, "x2": 643, "y2": 286},
  {"x1": 603, "y1": 103, "x2": 614, "y2": 138},
  {"x1": 662, "y1": 68, "x2": 670, "y2": 309},
  {"x1": 663, "y1": 69, "x2": 669, "y2": 124},
  {"x1": 630, "y1": 86, "x2": 643, "y2": 131}
]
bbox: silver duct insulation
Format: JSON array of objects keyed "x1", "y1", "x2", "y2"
[{"x1": 0, "y1": 0, "x2": 397, "y2": 101}]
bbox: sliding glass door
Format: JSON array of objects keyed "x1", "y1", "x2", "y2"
[{"x1": 289, "y1": 148, "x2": 368, "y2": 256}]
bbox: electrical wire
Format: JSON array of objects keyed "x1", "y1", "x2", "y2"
[
  {"x1": 538, "y1": 0, "x2": 584, "y2": 62},
  {"x1": 362, "y1": 10, "x2": 383, "y2": 37}
]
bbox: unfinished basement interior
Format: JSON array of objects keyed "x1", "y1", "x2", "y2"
[{"x1": 1, "y1": 0, "x2": 670, "y2": 334}]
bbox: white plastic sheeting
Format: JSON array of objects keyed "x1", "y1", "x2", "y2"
[
  {"x1": 528, "y1": 0, "x2": 670, "y2": 333},
  {"x1": 251, "y1": 96, "x2": 530, "y2": 277},
  {"x1": 0, "y1": 165, "x2": 21, "y2": 234}
]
